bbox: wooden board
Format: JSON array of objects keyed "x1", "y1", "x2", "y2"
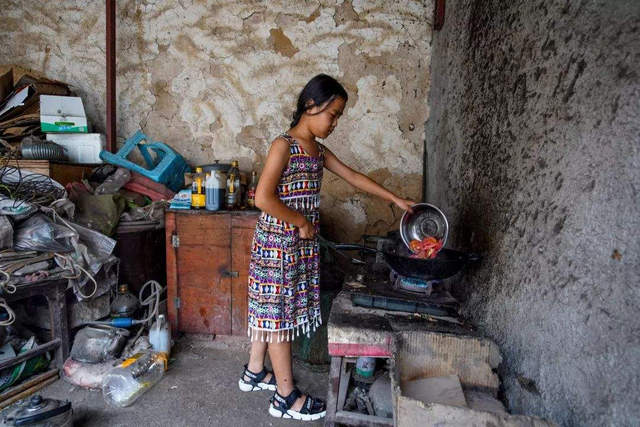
[
  {"x1": 176, "y1": 214, "x2": 231, "y2": 335},
  {"x1": 6, "y1": 159, "x2": 49, "y2": 176},
  {"x1": 165, "y1": 212, "x2": 179, "y2": 336},
  {"x1": 50, "y1": 162, "x2": 95, "y2": 185},
  {"x1": 6, "y1": 160, "x2": 96, "y2": 186},
  {"x1": 231, "y1": 222, "x2": 257, "y2": 335},
  {"x1": 0, "y1": 369, "x2": 59, "y2": 404}
]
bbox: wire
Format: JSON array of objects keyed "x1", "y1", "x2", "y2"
[
  {"x1": 0, "y1": 298, "x2": 16, "y2": 326},
  {"x1": 0, "y1": 269, "x2": 16, "y2": 294},
  {"x1": 54, "y1": 253, "x2": 98, "y2": 299},
  {"x1": 0, "y1": 154, "x2": 66, "y2": 207},
  {"x1": 135, "y1": 280, "x2": 165, "y2": 326}
]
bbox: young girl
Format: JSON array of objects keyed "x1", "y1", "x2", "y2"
[{"x1": 239, "y1": 74, "x2": 415, "y2": 421}]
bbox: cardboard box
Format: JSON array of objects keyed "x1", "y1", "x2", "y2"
[
  {"x1": 0, "y1": 70, "x2": 13, "y2": 105},
  {"x1": 46, "y1": 133, "x2": 105, "y2": 163},
  {"x1": 0, "y1": 75, "x2": 69, "y2": 122},
  {"x1": 40, "y1": 95, "x2": 88, "y2": 133},
  {"x1": 0, "y1": 74, "x2": 70, "y2": 141}
]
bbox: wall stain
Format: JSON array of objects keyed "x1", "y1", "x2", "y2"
[{"x1": 268, "y1": 28, "x2": 299, "y2": 58}]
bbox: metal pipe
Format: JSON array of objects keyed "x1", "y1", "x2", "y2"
[
  {"x1": 106, "y1": 0, "x2": 116, "y2": 153},
  {"x1": 423, "y1": 134, "x2": 428, "y2": 203}
]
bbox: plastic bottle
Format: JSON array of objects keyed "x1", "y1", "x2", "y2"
[
  {"x1": 191, "y1": 167, "x2": 206, "y2": 209},
  {"x1": 355, "y1": 356, "x2": 376, "y2": 378},
  {"x1": 225, "y1": 160, "x2": 241, "y2": 210},
  {"x1": 102, "y1": 350, "x2": 167, "y2": 407},
  {"x1": 205, "y1": 171, "x2": 225, "y2": 211},
  {"x1": 246, "y1": 171, "x2": 258, "y2": 209},
  {"x1": 149, "y1": 314, "x2": 171, "y2": 357}
]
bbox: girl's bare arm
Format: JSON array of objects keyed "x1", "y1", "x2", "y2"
[{"x1": 323, "y1": 146, "x2": 415, "y2": 212}]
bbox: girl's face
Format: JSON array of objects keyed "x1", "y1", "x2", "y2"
[{"x1": 306, "y1": 97, "x2": 346, "y2": 139}]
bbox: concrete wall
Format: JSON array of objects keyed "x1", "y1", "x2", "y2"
[
  {"x1": 425, "y1": 0, "x2": 639, "y2": 426},
  {"x1": 0, "y1": 0, "x2": 432, "y2": 242}
]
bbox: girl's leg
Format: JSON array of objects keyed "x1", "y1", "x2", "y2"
[
  {"x1": 245, "y1": 337, "x2": 273, "y2": 382},
  {"x1": 248, "y1": 339, "x2": 268, "y2": 372},
  {"x1": 268, "y1": 337, "x2": 305, "y2": 411}
]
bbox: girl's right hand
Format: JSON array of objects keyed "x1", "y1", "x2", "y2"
[{"x1": 299, "y1": 220, "x2": 316, "y2": 239}]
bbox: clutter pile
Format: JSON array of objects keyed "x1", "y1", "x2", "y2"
[
  {"x1": 0, "y1": 67, "x2": 264, "y2": 414},
  {"x1": 0, "y1": 69, "x2": 197, "y2": 412},
  {"x1": 64, "y1": 279, "x2": 171, "y2": 408}
]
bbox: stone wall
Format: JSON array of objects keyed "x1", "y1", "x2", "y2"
[
  {"x1": 0, "y1": 0, "x2": 433, "y2": 241},
  {"x1": 425, "y1": 0, "x2": 640, "y2": 426}
]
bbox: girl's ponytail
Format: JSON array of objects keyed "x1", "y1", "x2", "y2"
[
  {"x1": 290, "y1": 74, "x2": 348, "y2": 129},
  {"x1": 291, "y1": 109, "x2": 303, "y2": 128}
]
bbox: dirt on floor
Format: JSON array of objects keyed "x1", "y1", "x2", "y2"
[{"x1": 1, "y1": 336, "x2": 329, "y2": 427}]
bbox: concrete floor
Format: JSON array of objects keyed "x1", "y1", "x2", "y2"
[{"x1": 4, "y1": 337, "x2": 328, "y2": 427}]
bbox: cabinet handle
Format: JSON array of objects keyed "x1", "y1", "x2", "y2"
[{"x1": 222, "y1": 270, "x2": 239, "y2": 278}]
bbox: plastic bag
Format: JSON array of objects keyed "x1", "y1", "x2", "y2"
[
  {"x1": 95, "y1": 167, "x2": 131, "y2": 195},
  {"x1": 0, "y1": 336, "x2": 51, "y2": 392},
  {"x1": 73, "y1": 193, "x2": 125, "y2": 236},
  {"x1": 13, "y1": 213, "x2": 77, "y2": 252},
  {"x1": 0, "y1": 215, "x2": 13, "y2": 249},
  {"x1": 51, "y1": 217, "x2": 118, "y2": 301}
]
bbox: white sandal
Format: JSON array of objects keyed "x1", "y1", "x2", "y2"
[
  {"x1": 238, "y1": 364, "x2": 277, "y2": 392},
  {"x1": 269, "y1": 387, "x2": 326, "y2": 421}
]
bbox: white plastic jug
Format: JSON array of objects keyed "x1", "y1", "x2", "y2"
[
  {"x1": 205, "y1": 171, "x2": 226, "y2": 211},
  {"x1": 149, "y1": 314, "x2": 171, "y2": 356}
]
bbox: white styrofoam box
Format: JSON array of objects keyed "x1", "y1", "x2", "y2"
[{"x1": 46, "y1": 133, "x2": 105, "y2": 164}]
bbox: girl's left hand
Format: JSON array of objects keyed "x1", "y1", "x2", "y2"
[{"x1": 393, "y1": 197, "x2": 416, "y2": 213}]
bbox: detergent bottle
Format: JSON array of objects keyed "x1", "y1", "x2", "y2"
[
  {"x1": 149, "y1": 314, "x2": 171, "y2": 357},
  {"x1": 205, "y1": 170, "x2": 226, "y2": 211}
]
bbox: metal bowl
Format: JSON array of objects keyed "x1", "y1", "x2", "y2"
[{"x1": 399, "y1": 203, "x2": 449, "y2": 250}]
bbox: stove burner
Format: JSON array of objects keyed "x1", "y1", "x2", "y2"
[{"x1": 390, "y1": 270, "x2": 437, "y2": 295}]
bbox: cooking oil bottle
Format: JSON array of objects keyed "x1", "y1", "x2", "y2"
[
  {"x1": 225, "y1": 160, "x2": 241, "y2": 210},
  {"x1": 246, "y1": 171, "x2": 258, "y2": 209},
  {"x1": 191, "y1": 167, "x2": 206, "y2": 209}
]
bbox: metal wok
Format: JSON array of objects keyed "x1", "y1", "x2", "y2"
[{"x1": 320, "y1": 236, "x2": 481, "y2": 281}]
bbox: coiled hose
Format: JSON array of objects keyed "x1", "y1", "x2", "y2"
[{"x1": 84, "y1": 280, "x2": 165, "y2": 327}]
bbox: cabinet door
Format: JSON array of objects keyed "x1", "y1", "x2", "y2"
[
  {"x1": 175, "y1": 214, "x2": 232, "y2": 335},
  {"x1": 230, "y1": 215, "x2": 258, "y2": 335}
]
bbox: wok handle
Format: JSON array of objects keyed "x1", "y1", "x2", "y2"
[
  {"x1": 466, "y1": 253, "x2": 483, "y2": 263},
  {"x1": 317, "y1": 236, "x2": 370, "y2": 265},
  {"x1": 333, "y1": 244, "x2": 378, "y2": 254}
]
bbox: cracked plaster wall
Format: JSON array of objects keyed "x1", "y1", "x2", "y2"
[
  {"x1": 425, "y1": 0, "x2": 640, "y2": 426},
  {"x1": 0, "y1": 0, "x2": 433, "y2": 242}
]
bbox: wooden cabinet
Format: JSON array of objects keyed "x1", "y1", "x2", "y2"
[{"x1": 165, "y1": 210, "x2": 259, "y2": 337}]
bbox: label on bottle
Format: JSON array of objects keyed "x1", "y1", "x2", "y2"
[
  {"x1": 120, "y1": 353, "x2": 144, "y2": 368},
  {"x1": 191, "y1": 193, "x2": 206, "y2": 209},
  {"x1": 246, "y1": 189, "x2": 255, "y2": 208}
]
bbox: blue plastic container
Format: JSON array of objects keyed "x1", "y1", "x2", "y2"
[{"x1": 99, "y1": 131, "x2": 191, "y2": 192}]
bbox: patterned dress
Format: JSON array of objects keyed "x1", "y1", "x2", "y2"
[{"x1": 247, "y1": 133, "x2": 323, "y2": 342}]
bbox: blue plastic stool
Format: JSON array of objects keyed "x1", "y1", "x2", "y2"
[{"x1": 99, "y1": 131, "x2": 191, "y2": 192}]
